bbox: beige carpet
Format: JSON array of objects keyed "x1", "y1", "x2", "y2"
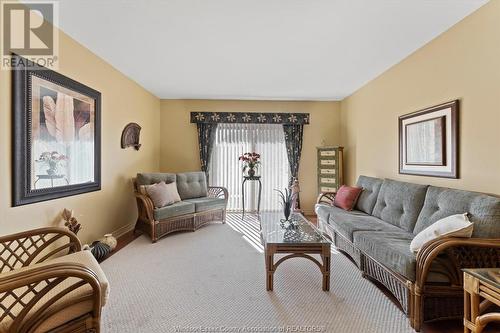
[{"x1": 101, "y1": 214, "x2": 415, "y2": 333}]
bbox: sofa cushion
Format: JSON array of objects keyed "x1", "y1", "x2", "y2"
[
  {"x1": 414, "y1": 186, "x2": 500, "y2": 238},
  {"x1": 136, "y1": 172, "x2": 176, "y2": 186},
  {"x1": 354, "y1": 231, "x2": 454, "y2": 283},
  {"x1": 315, "y1": 203, "x2": 368, "y2": 225},
  {"x1": 184, "y1": 197, "x2": 226, "y2": 212},
  {"x1": 153, "y1": 201, "x2": 195, "y2": 220},
  {"x1": 328, "y1": 208, "x2": 404, "y2": 241},
  {"x1": 355, "y1": 176, "x2": 383, "y2": 214},
  {"x1": 334, "y1": 185, "x2": 363, "y2": 211},
  {"x1": 410, "y1": 213, "x2": 473, "y2": 253},
  {"x1": 176, "y1": 172, "x2": 208, "y2": 200},
  {"x1": 144, "y1": 181, "x2": 181, "y2": 208},
  {"x1": 372, "y1": 179, "x2": 428, "y2": 232}
]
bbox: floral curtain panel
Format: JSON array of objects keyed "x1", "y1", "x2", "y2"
[
  {"x1": 282, "y1": 124, "x2": 304, "y2": 185},
  {"x1": 196, "y1": 123, "x2": 218, "y2": 177}
]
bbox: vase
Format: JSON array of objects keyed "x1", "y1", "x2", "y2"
[
  {"x1": 100, "y1": 233, "x2": 117, "y2": 250},
  {"x1": 90, "y1": 241, "x2": 111, "y2": 262},
  {"x1": 247, "y1": 168, "x2": 255, "y2": 177}
]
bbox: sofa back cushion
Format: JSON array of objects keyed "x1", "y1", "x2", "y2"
[
  {"x1": 176, "y1": 172, "x2": 208, "y2": 200},
  {"x1": 136, "y1": 173, "x2": 176, "y2": 186},
  {"x1": 414, "y1": 186, "x2": 500, "y2": 238},
  {"x1": 372, "y1": 179, "x2": 428, "y2": 232},
  {"x1": 355, "y1": 176, "x2": 383, "y2": 214}
]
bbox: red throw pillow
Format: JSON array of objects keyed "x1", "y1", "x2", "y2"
[{"x1": 333, "y1": 185, "x2": 363, "y2": 211}]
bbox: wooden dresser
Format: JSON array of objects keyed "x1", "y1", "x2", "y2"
[{"x1": 316, "y1": 146, "x2": 344, "y2": 194}]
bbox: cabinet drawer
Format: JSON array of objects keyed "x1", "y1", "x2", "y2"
[
  {"x1": 320, "y1": 178, "x2": 336, "y2": 184},
  {"x1": 320, "y1": 186, "x2": 337, "y2": 192},
  {"x1": 320, "y1": 168, "x2": 336, "y2": 175},
  {"x1": 320, "y1": 150, "x2": 336, "y2": 157},
  {"x1": 320, "y1": 159, "x2": 336, "y2": 166}
]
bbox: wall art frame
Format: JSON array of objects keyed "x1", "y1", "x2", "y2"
[
  {"x1": 399, "y1": 100, "x2": 459, "y2": 178},
  {"x1": 12, "y1": 55, "x2": 101, "y2": 206}
]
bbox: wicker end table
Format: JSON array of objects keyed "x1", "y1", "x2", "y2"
[{"x1": 463, "y1": 268, "x2": 500, "y2": 333}]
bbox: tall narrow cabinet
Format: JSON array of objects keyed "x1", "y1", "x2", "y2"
[{"x1": 317, "y1": 146, "x2": 344, "y2": 193}]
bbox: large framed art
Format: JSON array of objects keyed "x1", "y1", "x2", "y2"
[
  {"x1": 12, "y1": 55, "x2": 101, "y2": 206},
  {"x1": 399, "y1": 100, "x2": 458, "y2": 178}
]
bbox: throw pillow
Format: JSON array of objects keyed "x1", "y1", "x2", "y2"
[
  {"x1": 144, "y1": 181, "x2": 181, "y2": 208},
  {"x1": 410, "y1": 213, "x2": 473, "y2": 253},
  {"x1": 333, "y1": 185, "x2": 363, "y2": 211}
]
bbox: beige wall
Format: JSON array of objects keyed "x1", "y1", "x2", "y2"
[
  {"x1": 0, "y1": 31, "x2": 160, "y2": 243},
  {"x1": 160, "y1": 100, "x2": 341, "y2": 213},
  {"x1": 340, "y1": 0, "x2": 500, "y2": 195}
]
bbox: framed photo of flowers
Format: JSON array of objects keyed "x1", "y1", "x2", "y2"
[{"x1": 12, "y1": 55, "x2": 101, "y2": 206}]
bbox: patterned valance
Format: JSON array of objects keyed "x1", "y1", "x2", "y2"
[{"x1": 190, "y1": 112, "x2": 310, "y2": 125}]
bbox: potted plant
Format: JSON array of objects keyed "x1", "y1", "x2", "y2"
[
  {"x1": 239, "y1": 152, "x2": 261, "y2": 177},
  {"x1": 275, "y1": 188, "x2": 298, "y2": 226}
]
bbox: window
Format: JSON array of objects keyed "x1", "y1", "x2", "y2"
[{"x1": 209, "y1": 123, "x2": 290, "y2": 211}]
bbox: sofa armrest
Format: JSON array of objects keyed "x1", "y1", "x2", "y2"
[
  {"x1": 0, "y1": 262, "x2": 102, "y2": 332},
  {"x1": 135, "y1": 192, "x2": 155, "y2": 223},
  {"x1": 316, "y1": 192, "x2": 336, "y2": 205},
  {"x1": 0, "y1": 227, "x2": 81, "y2": 272},
  {"x1": 415, "y1": 237, "x2": 500, "y2": 290},
  {"x1": 208, "y1": 186, "x2": 229, "y2": 206}
]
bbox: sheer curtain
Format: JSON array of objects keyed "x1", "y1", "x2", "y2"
[{"x1": 209, "y1": 123, "x2": 290, "y2": 212}]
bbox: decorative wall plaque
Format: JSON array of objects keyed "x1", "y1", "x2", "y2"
[{"x1": 121, "y1": 123, "x2": 142, "y2": 150}]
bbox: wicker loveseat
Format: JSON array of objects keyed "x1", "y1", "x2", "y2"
[
  {"x1": 134, "y1": 171, "x2": 228, "y2": 242},
  {"x1": 315, "y1": 176, "x2": 500, "y2": 331},
  {"x1": 0, "y1": 227, "x2": 108, "y2": 333}
]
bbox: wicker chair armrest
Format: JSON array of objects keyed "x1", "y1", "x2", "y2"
[
  {"x1": 415, "y1": 237, "x2": 500, "y2": 289},
  {"x1": 208, "y1": 186, "x2": 229, "y2": 204},
  {"x1": 135, "y1": 192, "x2": 155, "y2": 222},
  {"x1": 0, "y1": 262, "x2": 102, "y2": 332},
  {"x1": 316, "y1": 192, "x2": 336, "y2": 205},
  {"x1": 0, "y1": 227, "x2": 81, "y2": 272}
]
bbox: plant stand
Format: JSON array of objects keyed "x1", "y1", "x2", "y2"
[{"x1": 241, "y1": 175, "x2": 262, "y2": 216}]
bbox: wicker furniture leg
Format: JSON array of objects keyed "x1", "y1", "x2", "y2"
[
  {"x1": 321, "y1": 244, "x2": 331, "y2": 291},
  {"x1": 265, "y1": 245, "x2": 276, "y2": 291}
]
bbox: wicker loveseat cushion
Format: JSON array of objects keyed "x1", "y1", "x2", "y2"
[
  {"x1": 184, "y1": 197, "x2": 226, "y2": 212},
  {"x1": 176, "y1": 172, "x2": 208, "y2": 200},
  {"x1": 328, "y1": 208, "x2": 404, "y2": 241},
  {"x1": 0, "y1": 251, "x2": 108, "y2": 333},
  {"x1": 413, "y1": 186, "x2": 500, "y2": 237},
  {"x1": 153, "y1": 201, "x2": 195, "y2": 220},
  {"x1": 372, "y1": 179, "x2": 428, "y2": 233},
  {"x1": 355, "y1": 176, "x2": 384, "y2": 214},
  {"x1": 136, "y1": 172, "x2": 176, "y2": 186}
]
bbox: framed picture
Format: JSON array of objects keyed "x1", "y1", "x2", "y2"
[
  {"x1": 399, "y1": 100, "x2": 458, "y2": 178},
  {"x1": 12, "y1": 55, "x2": 101, "y2": 206}
]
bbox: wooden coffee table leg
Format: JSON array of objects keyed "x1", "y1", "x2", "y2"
[
  {"x1": 322, "y1": 245, "x2": 331, "y2": 291},
  {"x1": 266, "y1": 245, "x2": 275, "y2": 291}
]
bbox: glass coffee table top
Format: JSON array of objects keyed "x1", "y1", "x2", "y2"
[
  {"x1": 463, "y1": 268, "x2": 500, "y2": 290},
  {"x1": 259, "y1": 212, "x2": 330, "y2": 245}
]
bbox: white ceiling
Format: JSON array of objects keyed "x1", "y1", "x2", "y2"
[{"x1": 52, "y1": 0, "x2": 488, "y2": 100}]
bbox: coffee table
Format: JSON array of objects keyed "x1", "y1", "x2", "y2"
[{"x1": 259, "y1": 212, "x2": 331, "y2": 291}]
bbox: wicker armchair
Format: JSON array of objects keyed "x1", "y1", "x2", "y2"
[
  {"x1": 0, "y1": 227, "x2": 108, "y2": 333},
  {"x1": 134, "y1": 174, "x2": 228, "y2": 243}
]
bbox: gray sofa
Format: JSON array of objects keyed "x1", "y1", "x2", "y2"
[
  {"x1": 134, "y1": 171, "x2": 228, "y2": 242},
  {"x1": 315, "y1": 176, "x2": 500, "y2": 331}
]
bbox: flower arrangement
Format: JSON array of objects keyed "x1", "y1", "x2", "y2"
[
  {"x1": 36, "y1": 151, "x2": 68, "y2": 176},
  {"x1": 238, "y1": 152, "x2": 261, "y2": 176}
]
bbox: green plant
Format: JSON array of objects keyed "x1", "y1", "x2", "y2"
[{"x1": 274, "y1": 188, "x2": 297, "y2": 221}]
